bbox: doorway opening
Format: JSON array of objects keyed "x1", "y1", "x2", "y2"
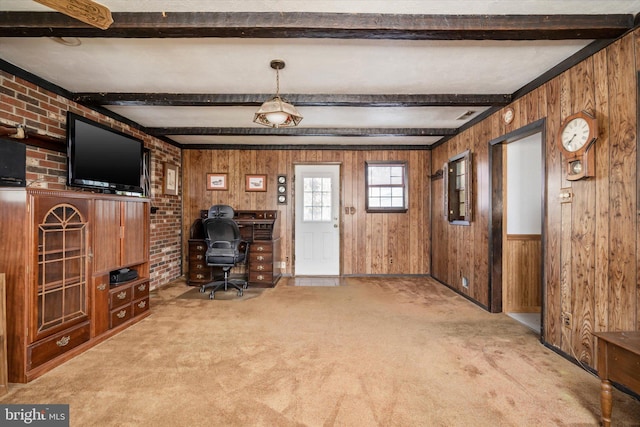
[{"x1": 489, "y1": 119, "x2": 546, "y2": 339}]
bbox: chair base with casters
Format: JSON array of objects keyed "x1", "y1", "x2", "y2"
[{"x1": 199, "y1": 266, "x2": 248, "y2": 299}]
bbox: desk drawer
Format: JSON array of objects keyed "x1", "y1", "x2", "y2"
[
  {"x1": 249, "y1": 271, "x2": 274, "y2": 284},
  {"x1": 28, "y1": 322, "x2": 90, "y2": 370},
  {"x1": 249, "y1": 252, "x2": 273, "y2": 264},
  {"x1": 251, "y1": 242, "x2": 273, "y2": 254},
  {"x1": 250, "y1": 261, "x2": 273, "y2": 273}
]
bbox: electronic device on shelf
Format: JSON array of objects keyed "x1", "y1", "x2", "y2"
[
  {"x1": 67, "y1": 111, "x2": 144, "y2": 194},
  {"x1": 109, "y1": 268, "x2": 138, "y2": 285}
]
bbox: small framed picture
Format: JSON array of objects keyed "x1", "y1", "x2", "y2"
[
  {"x1": 163, "y1": 163, "x2": 178, "y2": 195},
  {"x1": 245, "y1": 174, "x2": 267, "y2": 192},
  {"x1": 206, "y1": 173, "x2": 228, "y2": 191}
]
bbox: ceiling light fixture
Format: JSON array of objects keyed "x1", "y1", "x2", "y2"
[{"x1": 253, "y1": 60, "x2": 303, "y2": 128}]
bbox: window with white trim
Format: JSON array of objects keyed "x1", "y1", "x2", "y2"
[{"x1": 365, "y1": 161, "x2": 408, "y2": 213}]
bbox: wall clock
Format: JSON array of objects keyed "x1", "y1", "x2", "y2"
[
  {"x1": 557, "y1": 110, "x2": 598, "y2": 181},
  {"x1": 277, "y1": 175, "x2": 287, "y2": 204},
  {"x1": 503, "y1": 107, "x2": 514, "y2": 124}
]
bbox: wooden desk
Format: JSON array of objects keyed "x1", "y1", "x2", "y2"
[
  {"x1": 187, "y1": 210, "x2": 281, "y2": 288},
  {"x1": 594, "y1": 331, "x2": 640, "y2": 427}
]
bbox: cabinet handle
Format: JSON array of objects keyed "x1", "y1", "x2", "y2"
[
  {"x1": 117, "y1": 291, "x2": 127, "y2": 300},
  {"x1": 137, "y1": 300, "x2": 147, "y2": 309},
  {"x1": 196, "y1": 264, "x2": 203, "y2": 269},
  {"x1": 56, "y1": 336, "x2": 70, "y2": 347},
  {"x1": 256, "y1": 246, "x2": 265, "y2": 252},
  {"x1": 196, "y1": 274, "x2": 204, "y2": 279},
  {"x1": 197, "y1": 245, "x2": 204, "y2": 250},
  {"x1": 97, "y1": 283, "x2": 107, "y2": 291},
  {"x1": 257, "y1": 255, "x2": 264, "y2": 261},
  {"x1": 117, "y1": 310, "x2": 126, "y2": 319},
  {"x1": 257, "y1": 265, "x2": 264, "y2": 271},
  {"x1": 137, "y1": 284, "x2": 147, "y2": 292},
  {"x1": 196, "y1": 255, "x2": 203, "y2": 260},
  {"x1": 257, "y1": 274, "x2": 264, "y2": 280}
]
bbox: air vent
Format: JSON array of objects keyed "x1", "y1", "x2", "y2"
[{"x1": 456, "y1": 110, "x2": 476, "y2": 120}]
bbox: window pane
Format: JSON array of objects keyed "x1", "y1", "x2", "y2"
[
  {"x1": 303, "y1": 177, "x2": 332, "y2": 222},
  {"x1": 366, "y1": 162, "x2": 407, "y2": 212}
]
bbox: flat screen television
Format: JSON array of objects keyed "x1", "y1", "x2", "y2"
[{"x1": 67, "y1": 112, "x2": 144, "y2": 194}]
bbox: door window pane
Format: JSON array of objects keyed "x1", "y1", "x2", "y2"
[{"x1": 303, "y1": 177, "x2": 332, "y2": 221}]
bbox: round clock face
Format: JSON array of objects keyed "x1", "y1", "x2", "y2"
[
  {"x1": 503, "y1": 108, "x2": 514, "y2": 124},
  {"x1": 561, "y1": 117, "x2": 591, "y2": 152}
]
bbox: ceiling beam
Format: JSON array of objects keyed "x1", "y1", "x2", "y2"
[
  {"x1": 148, "y1": 127, "x2": 457, "y2": 137},
  {"x1": 0, "y1": 12, "x2": 634, "y2": 40},
  {"x1": 74, "y1": 93, "x2": 511, "y2": 107}
]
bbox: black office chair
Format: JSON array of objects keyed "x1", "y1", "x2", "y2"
[{"x1": 199, "y1": 205, "x2": 248, "y2": 299}]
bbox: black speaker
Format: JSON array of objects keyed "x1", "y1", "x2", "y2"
[{"x1": 0, "y1": 138, "x2": 26, "y2": 187}]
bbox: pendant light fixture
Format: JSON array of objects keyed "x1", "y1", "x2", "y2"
[{"x1": 253, "y1": 59, "x2": 303, "y2": 128}]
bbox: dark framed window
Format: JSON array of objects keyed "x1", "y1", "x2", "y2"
[
  {"x1": 365, "y1": 161, "x2": 408, "y2": 213},
  {"x1": 444, "y1": 150, "x2": 472, "y2": 225}
]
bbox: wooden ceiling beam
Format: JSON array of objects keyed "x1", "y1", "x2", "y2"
[
  {"x1": 74, "y1": 93, "x2": 511, "y2": 107},
  {"x1": 147, "y1": 127, "x2": 457, "y2": 137},
  {"x1": 0, "y1": 12, "x2": 634, "y2": 40}
]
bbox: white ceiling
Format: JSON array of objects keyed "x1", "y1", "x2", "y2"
[{"x1": 1, "y1": 1, "x2": 639, "y2": 147}]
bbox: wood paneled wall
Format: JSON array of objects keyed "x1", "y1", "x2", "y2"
[
  {"x1": 431, "y1": 29, "x2": 639, "y2": 368},
  {"x1": 503, "y1": 235, "x2": 541, "y2": 313},
  {"x1": 182, "y1": 149, "x2": 431, "y2": 276}
]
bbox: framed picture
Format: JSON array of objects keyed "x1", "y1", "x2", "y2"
[
  {"x1": 163, "y1": 163, "x2": 178, "y2": 195},
  {"x1": 245, "y1": 174, "x2": 267, "y2": 192},
  {"x1": 206, "y1": 173, "x2": 228, "y2": 191}
]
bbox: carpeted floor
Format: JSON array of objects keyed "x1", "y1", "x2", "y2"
[{"x1": 1, "y1": 276, "x2": 639, "y2": 426}]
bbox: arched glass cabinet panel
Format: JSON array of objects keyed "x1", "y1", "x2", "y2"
[{"x1": 37, "y1": 204, "x2": 88, "y2": 336}]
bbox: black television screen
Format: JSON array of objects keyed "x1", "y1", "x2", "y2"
[{"x1": 67, "y1": 112, "x2": 143, "y2": 194}]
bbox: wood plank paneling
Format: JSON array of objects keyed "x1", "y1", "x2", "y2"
[
  {"x1": 504, "y1": 234, "x2": 541, "y2": 312},
  {"x1": 431, "y1": 30, "x2": 639, "y2": 369},
  {"x1": 182, "y1": 149, "x2": 431, "y2": 277}
]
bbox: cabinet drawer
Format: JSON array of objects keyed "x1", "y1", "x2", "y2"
[
  {"x1": 133, "y1": 281, "x2": 150, "y2": 300},
  {"x1": 28, "y1": 322, "x2": 90, "y2": 370},
  {"x1": 110, "y1": 305, "x2": 132, "y2": 328},
  {"x1": 133, "y1": 297, "x2": 150, "y2": 317},
  {"x1": 110, "y1": 286, "x2": 132, "y2": 309},
  {"x1": 251, "y1": 243, "x2": 273, "y2": 253},
  {"x1": 249, "y1": 271, "x2": 274, "y2": 284}
]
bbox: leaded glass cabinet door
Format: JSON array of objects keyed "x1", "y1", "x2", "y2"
[{"x1": 34, "y1": 202, "x2": 89, "y2": 341}]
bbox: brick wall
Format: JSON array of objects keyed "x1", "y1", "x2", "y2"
[{"x1": 0, "y1": 69, "x2": 183, "y2": 289}]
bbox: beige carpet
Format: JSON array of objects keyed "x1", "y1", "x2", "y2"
[{"x1": 2, "y1": 277, "x2": 639, "y2": 427}]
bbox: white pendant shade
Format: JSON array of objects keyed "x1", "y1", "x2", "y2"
[
  {"x1": 253, "y1": 60, "x2": 303, "y2": 128},
  {"x1": 254, "y1": 96, "x2": 303, "y2": 128}
]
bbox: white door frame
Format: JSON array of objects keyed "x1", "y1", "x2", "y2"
[{"x1": 293, "y1": 163, "x2": 341, "y2": 276}]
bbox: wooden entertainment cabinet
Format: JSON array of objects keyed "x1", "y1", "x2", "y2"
[
  {"x1": 188, "y1": 209, "x2": 281, "y2": 288},
  {"x1": 0, "y1": 188, "x2": 150, "y2": 383}
]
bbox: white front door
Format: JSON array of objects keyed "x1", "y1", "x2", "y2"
[{"x1": 294, "y1": 164, "x2": 340, "y2": 275}]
